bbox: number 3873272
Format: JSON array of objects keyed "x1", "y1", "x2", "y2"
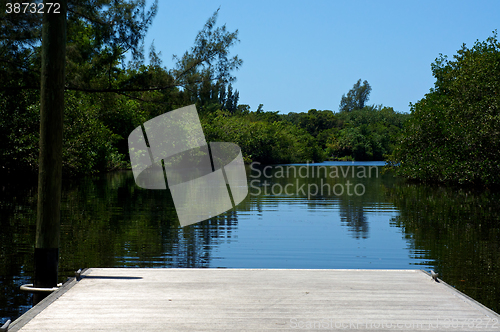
[{"x1": 6, "y1": 3, "x2": 61, "y2": 14}]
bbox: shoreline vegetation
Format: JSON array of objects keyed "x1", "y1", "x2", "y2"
[
  {"x1": 0, "y1": 3, "x2": 498, "y2": 186},
  {"x1": 389, "y1": 32, "x2": 500, "y2": 187}
]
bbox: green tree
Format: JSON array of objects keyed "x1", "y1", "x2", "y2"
[
  {"x1": 391, "y1": 32, "x2": 500, "y2": 185},
  {"x1": 170, "y1": 9, "x2": 242, "y2": 103},
  {"x1": 339, "y1": 79, "x2": 372, "y2": 112}
]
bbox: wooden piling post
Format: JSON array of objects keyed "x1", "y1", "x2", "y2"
[{"x1": 34, "y1": 0, "x2": 67, "y2": 305}]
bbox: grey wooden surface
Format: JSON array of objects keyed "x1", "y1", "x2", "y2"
[{"x1": 10, "y1": 268, "x2": 500, "y2": 331}]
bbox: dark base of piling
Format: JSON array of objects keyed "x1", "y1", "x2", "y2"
[{"x1": 33, "y1": 248, "x2": 59, "y2": 305}]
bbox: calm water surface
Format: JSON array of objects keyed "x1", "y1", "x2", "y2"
[{"x1": 1, "y1": 162, "x2": 499, "y2": 323}]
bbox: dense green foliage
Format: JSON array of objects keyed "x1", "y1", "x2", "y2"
[
  {"x1": 331, "y1": 106, "x2": 409, "y2": 160},
  {"x1": 202, "y1": 109, "x2": 324, "y2": 164},
  {"x1": 1, "y1": 3, "x2": 410, "y2": 176},
  {"x1": 391, "y1": 32, "x2": 500, "y2": 185},
  {"x1": 284, "y1": 82, "x2": 409, "y2": 162},
  {"x1": 199, "y1": 85, "x2": 409, "y2": 164},
  {"x1": 0, "y1": 4, "x2": 243, "y2": 176}
]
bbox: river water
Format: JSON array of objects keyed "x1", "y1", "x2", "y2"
[{"x1": 1, "y1": 162, "x2": 499, "y2": 323}]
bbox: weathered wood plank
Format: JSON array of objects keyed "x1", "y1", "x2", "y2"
[{"x1": 10, "y1": 269, "x2": 500, "y2": 331}]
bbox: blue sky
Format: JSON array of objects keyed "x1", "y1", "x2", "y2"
[{"x1": 142, "y1": 1, "x2": 499, "y2": 114}]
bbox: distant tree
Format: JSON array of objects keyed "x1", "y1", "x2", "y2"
[
  {"x1": 232, "y1": 89, "x2": 239, "y2": 112},
  {"x1": 225, "y1": 83, "x2": 234, "y2": 111},
  {"x1": 218, "y1": 83, "x2": 227, "y2": 106},
  {"x1": 236, "y1": 104, "x2": 250, "y2": 115},
  {"x1": 339, "y1": 79, "x2": 372, "y2": 112},
  {"x1": 212, "y1": 82, "x2": 239, "y2": 114},
  {"x1": 256, "y1": 103, "x2": 264, "y2": 113},
  {"x1": 285, "y1": 112, "x2": 301, "y2": 126}
]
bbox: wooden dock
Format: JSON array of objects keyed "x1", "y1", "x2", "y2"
[{"x1": 9, "y1": 268, "x2": 500, "y2": 331}]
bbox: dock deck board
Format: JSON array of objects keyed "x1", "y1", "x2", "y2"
[{"x1": 10, "y1": 268, "x2": 500, "y2": 331}]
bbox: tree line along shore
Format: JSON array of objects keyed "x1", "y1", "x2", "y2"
[{"x1": 1, "y1": 3, "x2": 498, "y2": 186}]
